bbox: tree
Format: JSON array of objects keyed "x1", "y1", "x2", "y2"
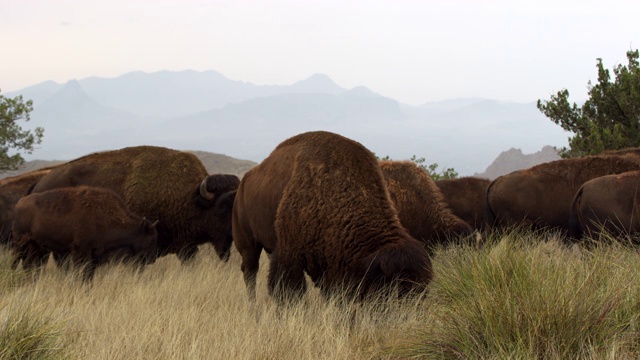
[
  {"x1": 0, "y1": 89, "x2": 44, "y2": 171},
  {"x1": 537, "y1": 49, "x2": 640, "y2": 158},
  {"x1": 376, "y1": 154, "x2": 458, "y2": 180},
  {"x1": 410, "y1": 155, "x2": 458, "y2": 180}
]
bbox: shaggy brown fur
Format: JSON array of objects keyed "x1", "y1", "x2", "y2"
[
  {"x1": 11, "y1": 186, "x2": 158, "y2": 280},
  {"x1": 487, "y1": 154, "x2": 640, "y2": 232},
  {"x1": 379, "y1": 161, "x2": 473, "y2": 248},
  {"x1": 0, "y1": 168, "x2": 55, "y2": 243},
  {"x1": 29, "y1": 146, "x2": 239, "y2": 262},
  {"x1": 436, "y1": 177, "x2": 491, "y2": 231},
  {"x1": 569, "y1": 170, "x2": 640, "y2": 240},
  {"x1": 233, "y1": 131, "x2": 432, "y2": 302}
]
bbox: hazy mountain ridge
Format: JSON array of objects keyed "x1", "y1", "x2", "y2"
[
  {"x1": 474, "y1": 146, "x2": 561, "y2": 180},
  {"x1": 7, "y1": 71, "x2": 362, "y2": 119},
  {"x1": 0, "y1": 151, "x2": 257, "y2": 180},
  {"x1": 5, "y1": 70, "x2": 570, "y2": 175}
]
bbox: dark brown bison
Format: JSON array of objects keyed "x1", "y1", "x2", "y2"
[
  {"x1": 569, "y1": 170, "x2": 640, "y2": 240},
  {"x1": 379, "y1": 160, "x2": 473, "y2": 248},
  {"x1": 29, "y1": 146, "x2": 239, "y2": 262},
  {"x1": 233, "y1": 131, "x2": 433, "y2": 302},
  {"x1": 11, "y1": 186, "x2": 159, "y2": 280},
  {"x1": 0, "y1": 168, "x2": 57, "y2": 243},
  {"x1": 435, "y1": 177, "x2": 490, "y2": 231},
  {"x1": 486, "y1": 154, "x2": 640, "y2": 232}
]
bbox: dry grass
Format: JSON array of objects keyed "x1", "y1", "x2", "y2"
[
  {"x1": 3, "y1": 230, "x2": 640, "y2": 359},
  {"x1": 1, "y1": 246, "x2": 417, "y2": 359}
]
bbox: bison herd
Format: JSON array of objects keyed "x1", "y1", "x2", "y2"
[{"x1": 2, "y1": 130, "x2": 640, "y2": 303}]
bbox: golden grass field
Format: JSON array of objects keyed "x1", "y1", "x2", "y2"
[
  {"x1": 2, "y1": 229, "x2": 640, "y2": 359},
  {"x1": 1, "y1": 245, "x2": 423, "y2": 359}
]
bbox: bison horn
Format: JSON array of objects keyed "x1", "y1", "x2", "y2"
[{"x1": 199, "y1": 177, "x2": 216, "y2": 201}]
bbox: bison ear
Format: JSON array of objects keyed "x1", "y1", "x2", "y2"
[
  {"x1": 213, "y1": 190, "x2": 236, "y2": 215},
  {"x1": 140, "y1": 217, "x2": 159, "y2": 234}
]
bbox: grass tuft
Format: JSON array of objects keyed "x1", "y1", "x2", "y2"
[
  {"x1": 385, "y1": 229, "x2": 640, "y2": 359},
  {"x1": 0, "y1": 304, "x2": 72, "y2": 360}
]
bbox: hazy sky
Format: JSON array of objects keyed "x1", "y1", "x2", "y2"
[{"x1": 1, "y1": 0, "x2": 638, "y2": 105}]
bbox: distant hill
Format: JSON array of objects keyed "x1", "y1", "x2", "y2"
[
  {"x1": 187, "y1": 151, "x2": 256, "y2": 177},
  {"x1": 0, "y1": 151, "x2": 256, "y2": 180},
  {"x1": 5, "y1": 70, "x2": 570, "y2": 176},
  {"x1": 474, "y1": 146, "x2": 561, "y2": 180},
  {"x1": 0, "y1": 160, "x2": 65, "y2": 179}
]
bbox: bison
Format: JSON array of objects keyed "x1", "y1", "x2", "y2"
[
  {"x1": 28, "y1": 146, "x2": 239, "y2": 262},
  {"x1": 233, "y1": 131, "x2": 433, "y2": 303},
  {"x1": 0, "y1": 168, "x2": 57, "y2": 243},
  {"x1": 379, "y1": 160, "x2": 473, "y2": 248},
  {"x1": 11, "y1": 186, "x2": 159, "y2": 280},
  {"x1": 486, "y1": 154, "x2": 640, "y2": 233},
  {"x1": 435, "y1": 177, "x2": 491, "y2": 231},
  {"x1": 569, "y1": 170, "x2": 640, "y2": 240}
]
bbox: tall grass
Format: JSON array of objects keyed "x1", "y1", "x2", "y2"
[
  {"x1": 1, "y1": 230, "x2": 640, "y2": 359},
  {"x1": 1, "y1": 251, "x2": 72, "y2": 360},
  {"x1": 387, "y1": 229, "x2": 640, "y2": 359},
  {"x1": 0, "y1": 304, "x2": 71, "y2": 360}
]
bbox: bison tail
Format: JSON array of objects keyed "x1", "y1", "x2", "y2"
[
  {"x1": 485, "y1": 178, "x2": 498, "y2": 229},
  {"x1": 567, "y1": 186, "x2": 584, "y2": 242},
  {"x1": 26, "y1": 182, "x2": 38, "y2": 195}
]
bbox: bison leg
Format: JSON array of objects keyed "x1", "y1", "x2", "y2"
[
  {"x1": 10, "y1": 244, "x2": 27, "y2": 270},
  {"x1": 213, "y1": 232, "x2": 233, "y2": 262},
  {"x1": 239, "y1": 243, "x2": 263, "y2": 303},
  {"x1": 72, "y1": 252, "x2": 97, "y2": 282},
  {"x1": 177, "y1": 245, "x2": 199, "y2": 263},
  {"x1": 19, "y1": 242, "x2": 49, "y2": 271},
  {"x1": 82, "y1": 261, "x2": 97, "y2": 282},
  {"x1": 53, "y1": 251, "x2": 72, "y2": 270},
  {"x1": 10, "y1": 255, "x2": 21, "y2": 270},
  {"x1": 267, "y1": 252, "x2": 307, "y2": 304}
]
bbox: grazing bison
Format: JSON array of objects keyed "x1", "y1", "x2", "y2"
[
  {"x1": 0, "y1": 168, "x2": 57, "y2": 243},
  {"x1": 29, "y1": 146, "x2": 239, "y2": 262},
  {"x1": 379, "y1": 160, "x2": 473, "y2": 248},
  {"x1": 569, "y1": 170, "x2": 640, "y2": 240},
  {"x1": 435, "y1": 176, "x2": 491, "y2": 231},
  {"x1": 11, "y1": 186, "x2": 159, "y2": 280},
  {"x1": 486, "y1": 154, "x2": 640, "y2": 232},
  {"x1": 233, "y1": 131, "x2": 433, "y2": 302}
]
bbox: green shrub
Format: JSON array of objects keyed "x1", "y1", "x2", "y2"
[{"x1": 386, "y1": 229, "x2": 640, "y2": 358}]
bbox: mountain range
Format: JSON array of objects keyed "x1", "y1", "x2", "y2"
[
  {"x1": 0, "y1": 151, "x2": 257, "y2": 180},
  {"x1": 5, "y1": 70, "x2": 571, "y2": 175}
]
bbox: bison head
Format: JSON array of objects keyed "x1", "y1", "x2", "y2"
[
  {"x1": 134, "y1": 217, "x2": 159, "y2": 265},
  {"x1": 196, "y1": 174, "x2": 240, "y2": 261},
  {"x1": 198, "y1": 174, "x2": 240, "y2": 204},
  {"x1": 356, "y1": 239, "x2": 433, "y2": 300}
]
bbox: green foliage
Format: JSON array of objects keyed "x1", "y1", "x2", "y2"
[
  {"x1": 537, "y1": 49, "x2": 640, "y2": 158},
  {"x1": 385, "y1": 229, "x2": 640, "y2": 358},
  {"x1": 0, "y1": 89, "x2": 44, "y2": 171},
  {"x1": 376, "y1": 154, "x2": 458, "y2": 180},
  {"x1": 410, "y1": 155, "x2": 458, "y2": 180}
]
